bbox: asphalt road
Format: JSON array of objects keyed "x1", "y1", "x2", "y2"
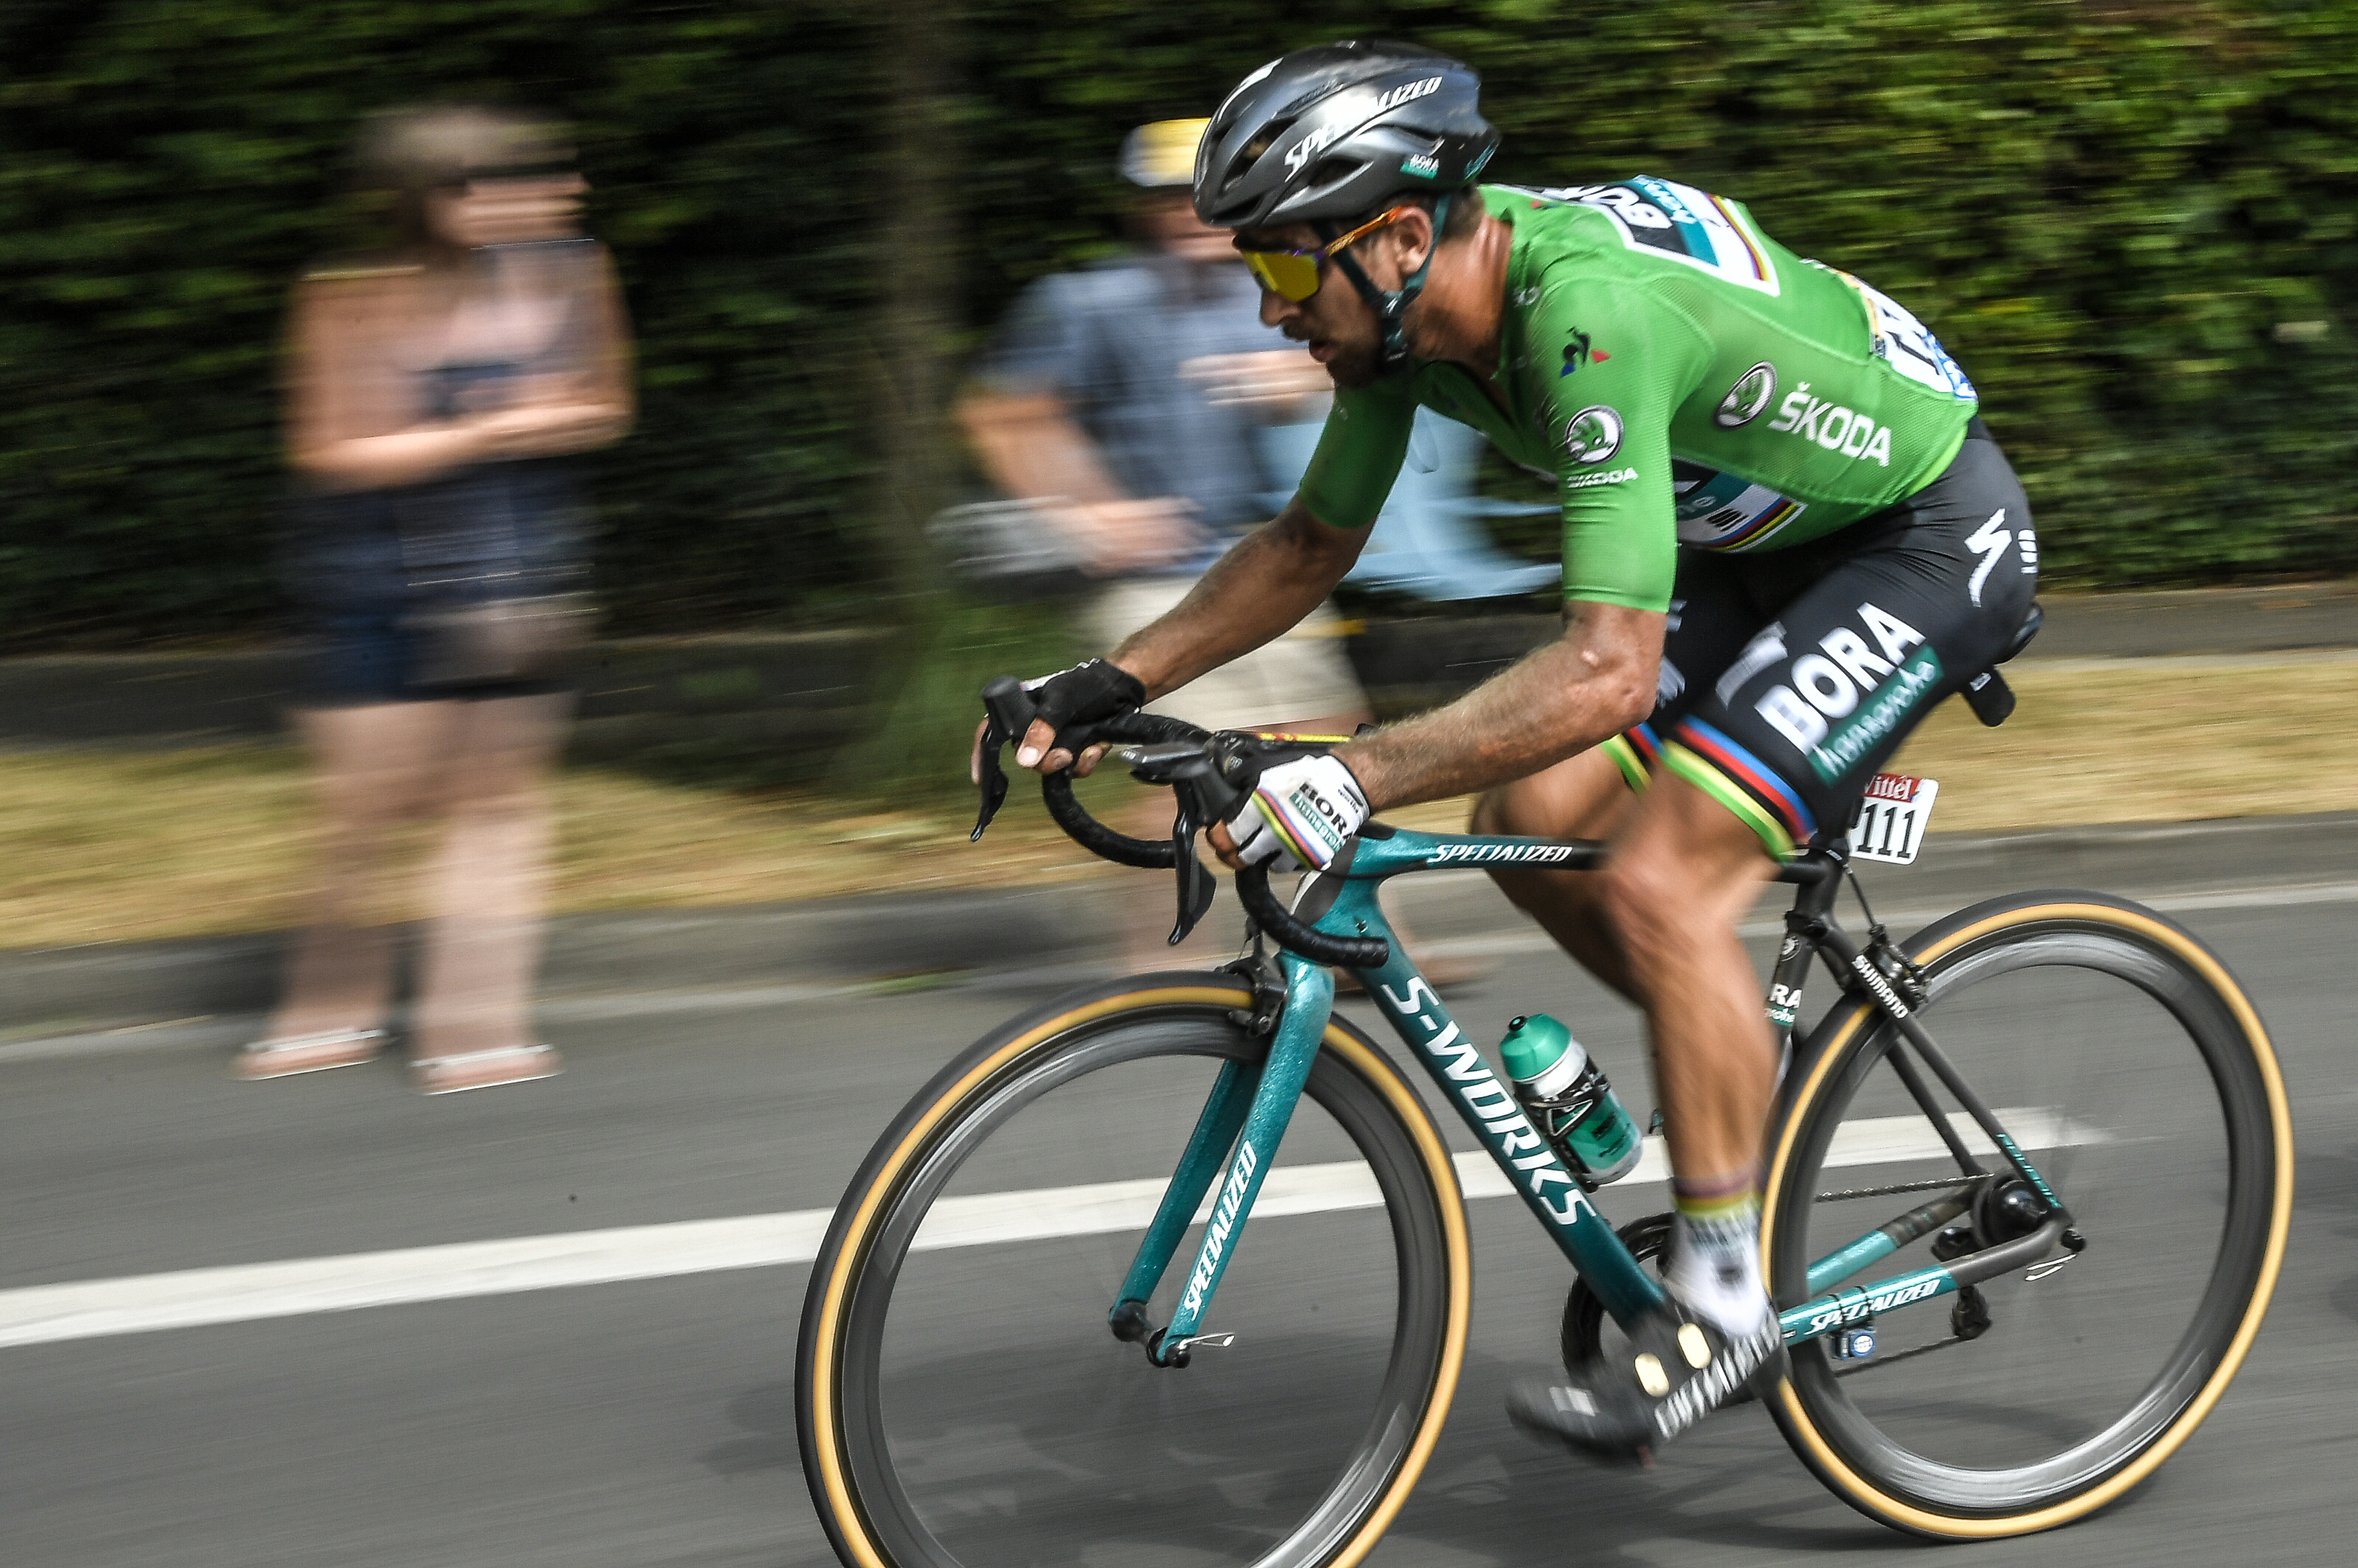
[{"x1": 0, "y1": 841, "x2": 2351, "y2": 1567}]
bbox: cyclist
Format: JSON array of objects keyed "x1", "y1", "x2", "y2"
[{"x1": 987, "y1": 38, "x2": 2036, "y2": 1463}]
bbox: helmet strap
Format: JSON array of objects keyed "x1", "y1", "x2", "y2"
[{"x1": 1324, "y1": 192, "x2": 1450, "y2": 375}]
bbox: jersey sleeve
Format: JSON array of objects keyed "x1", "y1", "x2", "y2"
[
  {"x1": 1291, "y1": 379, "x2": 1416, "y2": 529},
  {"x1": 1525, "y1": 272, "x2": 1709, "y2": 612},
  {"x1": 972, "y1": 273, "x2": 1095, "y2": 399}
]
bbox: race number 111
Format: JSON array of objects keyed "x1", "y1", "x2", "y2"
[{"x1": 1847, "y1": 774, "x2": 1939, "y2": 866}]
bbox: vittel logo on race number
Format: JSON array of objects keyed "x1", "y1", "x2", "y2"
[
  {"x1": 1562, "y1": 405, "x2": 1623, "y2": 464},
  {"x1": 1715, "y1": 363, "x2": 1777, "y2": 428},
  {"x1": 1849, "y1": 774, "x2": 1939, "y2": 866},
  {"x1": 1864, "y1": 772, "x2": 1922, "y2": 805}
]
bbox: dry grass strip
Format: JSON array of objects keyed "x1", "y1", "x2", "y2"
[{"x1": 2, "y1": 657, "x2": 2351, "y2": 949}]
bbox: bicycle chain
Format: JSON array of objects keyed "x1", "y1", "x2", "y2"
[{"x1": 1811, "y1": 1174, "x2": 1981, "y2": 1197}]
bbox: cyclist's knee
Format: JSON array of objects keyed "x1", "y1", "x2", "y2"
[
  {"x1": 1604, "y1": 784, "x2": 1771, "y2": 959},
  {"x1": 1468, "y1": 787, "x2": 1519, "y2": 837},
  {"x1": 1599, "y1": 851, "x2": 1687, "y2": 966},
  {"x1": 1476, "y1": 749, "x2": 1631, "y2": 841}
]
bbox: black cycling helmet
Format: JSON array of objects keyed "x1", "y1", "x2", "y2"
[
  {"x1": 1192, "y1": 41, "x2": 1497, "y2": 231},
  {"x1": 1195, "y1": 41, "x2": 1498, "y2": 373}
]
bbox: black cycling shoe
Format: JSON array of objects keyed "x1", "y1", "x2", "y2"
[{"x1": 1505, "y1": 1300, "x2": 1786, "y2": 1466}]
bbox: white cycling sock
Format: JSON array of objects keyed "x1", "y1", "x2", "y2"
[{"x1": 1665, "y1": 1194, "x2": 1772, "y2": 1338}]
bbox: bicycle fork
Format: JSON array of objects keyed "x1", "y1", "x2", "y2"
[{"x1": 1108, "y1": 956, "x2": 1332, "y2": 1367}]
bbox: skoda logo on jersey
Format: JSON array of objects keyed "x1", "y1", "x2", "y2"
[
  {"x1": 1715, "y1": 362, "x2": 1777, "y2": 428},
  {"x1": 1562, "y1": 405, "x2": 1624, "y2": 465}
]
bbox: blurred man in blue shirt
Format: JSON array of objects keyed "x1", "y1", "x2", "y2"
[{"x1": 957, "y1": 118, "x2": 1366, "y2": 735}]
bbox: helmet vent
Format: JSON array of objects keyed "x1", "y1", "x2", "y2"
[{"x1": 1239, "y1": 118, "x2": 1297, "y2": 168}]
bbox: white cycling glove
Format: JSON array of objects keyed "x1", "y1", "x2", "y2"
[{"x1": 1225, "y1": 755, "x2": 1371, "y2": 873}]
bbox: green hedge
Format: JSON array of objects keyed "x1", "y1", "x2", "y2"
[
  {"x1": 0, "y1": 0, "x2": 886, "y2": 645},
  {"x1": 5, "y1": 1, "x2": 2357, "y2": 647}
]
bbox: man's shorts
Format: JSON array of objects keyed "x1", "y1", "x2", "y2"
[
  {"x1": 1601, "y1": 419, "x2": 2038, "y2": 858},
  {"x1": 1088, "y1": 576, "x2": 1368, "y2": 732}
]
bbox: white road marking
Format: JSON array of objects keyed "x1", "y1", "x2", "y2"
[{"x1": 0, "y1": 1111, "x2": 2091, "y2": 1351}]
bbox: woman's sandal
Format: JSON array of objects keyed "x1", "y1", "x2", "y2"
[
  {"x1": 410, "y1": 1043, "x2": 561, "y2": 1096},
  {"x1": 233, "y1": 1028, "x2": 386, "y2": 1080}
]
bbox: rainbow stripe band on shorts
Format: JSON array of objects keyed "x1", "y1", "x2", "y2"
[
  {"x1": 1661, "y1": 718, "x2": 1816, "y2": 860},
  {"x1": 1601, "y1": 723, "x2": 1662, "y2": 793}
]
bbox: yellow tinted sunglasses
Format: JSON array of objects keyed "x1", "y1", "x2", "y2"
[{"x1": 1237, "y1": 206, "x2": 1413, "y2": 301}]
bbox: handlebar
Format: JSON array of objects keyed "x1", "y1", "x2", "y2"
[
  {"x1": 974, "y1": 675, "x2": 1391, "y2": 969},
  {"x1": 1233, "y1": 864, "x2": 1392, "y2": 970},
  {"x1": 982, "y1": 676, "x2": 1208, "y2": 867}
]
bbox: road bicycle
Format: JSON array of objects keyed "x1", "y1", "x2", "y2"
[{"x1": 798, "y1": 676, "x2": 2291, "y2": 1568}]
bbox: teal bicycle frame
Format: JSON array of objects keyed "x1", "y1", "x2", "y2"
[{"x1": 1108, "y1": 824, "x2": 2070, "y2": 1367}]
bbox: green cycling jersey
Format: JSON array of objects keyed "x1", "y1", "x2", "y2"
[{"x1": 1294, "y1": 179, "x2": 1981, "y2": 612}]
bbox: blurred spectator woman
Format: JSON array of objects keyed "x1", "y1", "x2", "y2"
[{"x1": 237, "y1": 107, "x2": 632, "y2": 1094}]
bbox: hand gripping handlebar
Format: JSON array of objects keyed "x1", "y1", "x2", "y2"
[{"x1": 973, "y1": 676, "x2": 1390, "y2": 968}]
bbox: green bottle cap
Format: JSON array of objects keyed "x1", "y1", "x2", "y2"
[{"x1": 1500, "y1": 1012, "x2": 1573, "y2": 1081}]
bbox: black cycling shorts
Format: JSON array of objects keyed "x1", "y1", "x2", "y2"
[{"x1": 1600, "y1": 419, "x2": 2038, "y2": 857}]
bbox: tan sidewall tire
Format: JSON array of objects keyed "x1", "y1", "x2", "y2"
[
  {"x1": 798, "y1": 979, "x2": 1474, "y2": 1568},
  {"x1": 1760, "y1": 899, "x2": 2294, "y2": 1539}
]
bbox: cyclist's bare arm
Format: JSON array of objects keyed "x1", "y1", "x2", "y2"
[
  {"x1": 1111, "y1": 499, "x2": 1371, "y2": 699},
  {"x1": 1333, "y1": 601, "x2": 1660, "y2": 813},
  {"x1": 992, "y1": 498, "x2": 1374, "y2": 777},
  {"x1": 1334, "y1": 601, "x2": 1659, "y2": 813}
]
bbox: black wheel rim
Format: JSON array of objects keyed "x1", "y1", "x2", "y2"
[
  {"x1": 1774, "y1": 920, "x2": 2278, "y2": 1518},
  {"x1": 831, "y1": 1009, "x2": 1455, "y2": 1568}
]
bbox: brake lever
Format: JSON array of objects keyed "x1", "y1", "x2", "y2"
[
  {"x1": 1120, "y1": 746, "x2": 1239, "y2": 947},
  {"x1": 1167, "y1": 804, "x2": 1217, "y2": 946},
  {"x1": 971, "y1": 728, "x2": 1011, "y2": 841},
  {"x1": 973, "y1": 676, "x2": 1040, "y2": 842}
]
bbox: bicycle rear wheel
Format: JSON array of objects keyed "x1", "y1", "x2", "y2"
[
  {"x1": 1763, "y1": 892, "x2": 2292, "y2": 1538},
  {"x1": 797, "y1": 973, "x2": 1471, "y2": 1568}
]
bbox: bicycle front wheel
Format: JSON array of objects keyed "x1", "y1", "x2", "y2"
[
  {"x1": 1763, "y1": 892, "x2": 2292, "y2": 1539},
  {"x1": 797, "y1": 973, "x2": 1472, "y2": 1568}
]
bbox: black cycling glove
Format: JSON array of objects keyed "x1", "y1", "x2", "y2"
[{"x1": 1021, "y1": 658, "x2": 1148, "y2": 744}]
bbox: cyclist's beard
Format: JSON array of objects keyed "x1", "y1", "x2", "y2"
[{"x1": 1320, "y1": 332, "x2": 1385, "y2": 389}]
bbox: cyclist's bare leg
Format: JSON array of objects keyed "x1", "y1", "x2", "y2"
[
  {"x1": 1470, "y1": 748, "x2": 1641, "y2": 1000},
  {"x1": 1601, "y1": 770, "x2": 1777, "y2": 1185},
  {"x1": 1501, "y1": 766, "x2": 1784, "y2": 1456}
]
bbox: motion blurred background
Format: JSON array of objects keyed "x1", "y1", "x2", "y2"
[
  {"x1": 5, "y1": 0, "x2": 2358, "y2": 937},
  {"x1": 4, "y1": 10, "x2": 2358, "y2": 1564},
  {"x1": 8, "y1": 1, "x2": 2357, "y2": 646}
]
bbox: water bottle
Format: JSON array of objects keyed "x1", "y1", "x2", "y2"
[{"x1": 1500, "y1": 1014, "x2": 1644, "y2": 1186}]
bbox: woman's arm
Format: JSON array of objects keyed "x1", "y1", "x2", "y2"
[
  {"x1": 286, "y1": 274, "x2": 497, "y2": 490},
  {"x1": 285, "y1": 251, "x2": 634, "y2": 489}
]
